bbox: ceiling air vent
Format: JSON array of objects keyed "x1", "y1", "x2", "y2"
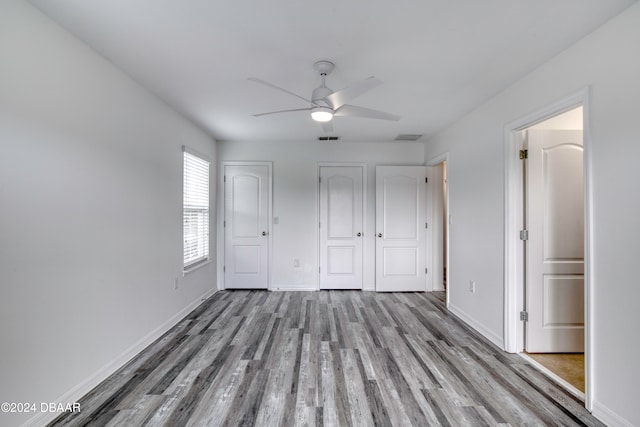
[
  {"x1": 318, "y1": 136, "x2": 340, "y2": 141},
  {"x1": 394, "y1": 134, "x2": 423, "y2": 141}
]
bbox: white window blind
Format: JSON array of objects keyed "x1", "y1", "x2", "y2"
[{"x1": 183, "y1": 150, "x2": 210, "y2": 269}]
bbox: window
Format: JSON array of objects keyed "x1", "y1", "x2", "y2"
[{"x1": 183, "y1": 148, "x2": 210, "y2": 270}]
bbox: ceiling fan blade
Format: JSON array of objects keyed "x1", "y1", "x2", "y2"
[
  {"x1": 326, "y1": 76, "x2": 383, "y2": 109},
  {"x1": 321, "y1": 121, "x2": 334, "y2": 133},
  {"x1": 252, "y1": 107, "x2": 311, "y2": 117},
  {"x1": 248, "y1": 78, "x2": 312, "y2": 104},
  {"x1": 334, "y1": 104, "x2": 401, "y2": 121}
]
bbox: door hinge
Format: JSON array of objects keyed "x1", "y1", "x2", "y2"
[
  {"x1": 519, "y1": 229, "x2": 529, "y2": 241},
  {"x1": 519, "y1": 149, "x2": 528, "y2": 160},
  {"x1": 223, "y1": 220, "x2": 226, "y2": 228},
  {"x1": 224, "y1": 175, "x2": 226, "y2": 182},
  {"x1": 425, "y1": 177, "x2": 428, "y2": 183},
  {"x1": 223, "y1": 266, "x2": 226, "y2": 272},
  {"x1": 425, "y1": 222, "x2": 428, "y2": 229},
  {"x1": 520, "y1": 311, "x2": 529, "y2": 322},
  {"x1": 425, "y1": 268, "x2": 428, "y2": 274}
]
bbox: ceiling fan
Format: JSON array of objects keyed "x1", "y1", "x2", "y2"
[{"x1": 249, "y1": 61, "x2": 400, "y2": 132}]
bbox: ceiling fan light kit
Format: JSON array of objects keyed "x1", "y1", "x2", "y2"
[
  {"x1": 311, "y1": 106, "x2": 333, "y2": 122},
  {"x1": 249, "y1": 60, "x2": 400, "y2": 131}
]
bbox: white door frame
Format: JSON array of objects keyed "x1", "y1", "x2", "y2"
[
  {"x1": 503, "y1": 88, "x2": 593, "y2": 410},
  {"x1": 427, "y1": 152, "x2": 450, "y2": 308},
  {"x1": 317, "y1": 162, "x2": 367, "y2": 291},
  {"x1": 218, "y1": 161, "x2": 273, "y2": 290}
]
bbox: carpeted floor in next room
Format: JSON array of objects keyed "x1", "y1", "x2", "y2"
[{"x1": 527, "y1": 352, "x2": 585, "y2": 393}]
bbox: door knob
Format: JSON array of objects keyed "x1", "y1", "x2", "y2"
[
  {"x1": 356, "y1": 232, "x2": 362, "y2": 237},
  {"x1": 261, "y1": 231, "x2": 267, "y2": 236},
  {"x1": 378, "y1": 233, "x2": 383, "y2": 238}
]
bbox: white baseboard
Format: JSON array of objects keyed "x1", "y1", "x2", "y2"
[
  {"x1": 271, "y1": 286, "x2": 317, "y2": 291},
  {"x1": 270, "y1": 285, "x2": 375, "y2": 292},
  {"x1": 592, "y1": 401, "x2": 635, "y2": 427},
  {"x1": 448, "y1": 303, "x2": 504, "y2": 349},
  {"x1": 23, "y1": 288, "x2": 217, "y2": 427}
]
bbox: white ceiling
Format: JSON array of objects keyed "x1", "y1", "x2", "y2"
[{"x1": 30, "y1": 0, "x2": 636, "y2": 142}]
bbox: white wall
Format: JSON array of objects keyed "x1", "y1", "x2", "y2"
[
  {"x1": 424, "y1": 3, "x2": 640, "y2": 426},
  {"x1": 217, "y1": 140, "x2": 425, "y2": 290},
  {"x1": 0, "y1": 2, "x2": 217, "y2": 425}
]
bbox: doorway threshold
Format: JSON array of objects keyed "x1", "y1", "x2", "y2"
[{"x1": 519, "y1": 353, "x2": 585, "y2": 402}]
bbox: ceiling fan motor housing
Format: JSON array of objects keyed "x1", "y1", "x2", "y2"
[{"x1": 312, "y1": 86, "x2": 333, "y2": 109}]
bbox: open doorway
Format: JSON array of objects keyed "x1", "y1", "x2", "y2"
[
  {"x1": 443, "y1": 162, "x2": 447, "y2": 291},
  {"x1": 520, "y1": 107, "x2": 585, "y2": 395},
  {"x1": 502, "y1": 90, "x2": 596, "y2": 413},
  {"x1": 427, "y1": 154, "x2": 449, "y2": 306},
  {"x1": 504, "y1": 90, "x2": 592, "y2": 408}
]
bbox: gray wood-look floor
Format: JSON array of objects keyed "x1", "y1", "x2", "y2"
[{"x1": 49, "y1": 291, "x2": 603, "y2": 426}]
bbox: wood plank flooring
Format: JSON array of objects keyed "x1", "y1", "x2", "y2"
[{"x1": 49, "y1": 291, "x2": 604, "y2": 426}]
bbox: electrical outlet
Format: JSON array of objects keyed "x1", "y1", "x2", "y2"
[
  {"x1": 469, "y1": 280, "x2": 476, "y2": 293},
  {"x1": 293, "y1": 259, "x2": 300, "y2": 268}
]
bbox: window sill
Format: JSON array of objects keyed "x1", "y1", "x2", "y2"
[{"x1": 183, "y1": 259, "x2": 213, "y2": 276}]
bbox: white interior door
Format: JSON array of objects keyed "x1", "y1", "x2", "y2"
[
  {"x1": 526, "y1": 130, "x2": 584, "y2": 352},
  {"x1": 376, "y1": 166, "x2": 428, "y2": 292},
  {"x1": 319, "y1": 166, "x2": 364, "y2": 289},
  {"x1": 224, "y1": 164, "x2": 270, "y2": 289}
]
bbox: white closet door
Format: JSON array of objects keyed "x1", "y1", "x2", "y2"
[
  {"x1": 319, "y1": 166, "x2": 364, "y2": 289},
  {"x1": 375, "y1": 166, "x2": 428, "y2": 292}
]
